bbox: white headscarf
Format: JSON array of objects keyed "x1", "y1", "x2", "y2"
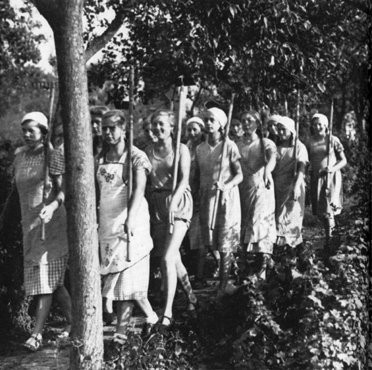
[
  {"x1": 21, "y1": 112, "x2": 48, "y2": 130},
  {"x1": 311, "y1": 113, "x2": 328, "y2": 127},
  {"x1": 278, "y1": 116, "x2": 296, "y2": 136},
  {"x1": 186, "y1": 116, "x2": 205, "y2": 129},
  {"x1": 267, "y1": 114, "x2": 282, "y2": 124},
  {"x1": 207, "y1": 107, "x2": 228, "y2": 128}
]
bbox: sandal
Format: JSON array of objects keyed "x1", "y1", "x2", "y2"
[
  {"x1": 24, "y1": 333, "x2": 43, "y2": 352},
  {"x1": 112, "y1": 333, "x2": 127, "y2": 345},
  {"x1": 155, "y1": 315, "x2": 174, "y2": 335},
  {"x1": 58, "y1": 325, "x2": 71, "y2": 339}
]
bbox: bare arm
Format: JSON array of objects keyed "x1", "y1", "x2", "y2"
[
  {"x1": 331, "y1": 150, "x2": 347, "y2": 172},
  {"x1": 125, "y1": 168, "x2": 147, "y2": 235},
  {"x1": 39, "y1": 174, "x2": 65, "y2": 223},
  {"x1": 222, "y1": 158, "x2": 243, "y2": 190},
  {"x1": 169, "y1": 144, "x2": 190, "y2": 211}
]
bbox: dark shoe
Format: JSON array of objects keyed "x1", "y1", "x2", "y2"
[
  {"x1": 141, "y1": 322, "x2": 155, "y2": 339},
  {"x1": 187, "y1": 300, "x2": 199, "y2": 319},
  {"x1": 155, "y1": 315, "x2": 174, "y2": 335}
]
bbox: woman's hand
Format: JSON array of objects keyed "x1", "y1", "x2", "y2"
[
  {"x1": 124, "y1": 215, "x2": 135, "y2": 237},
  {"x1": 318, "y1": 166, "x2": 333, "y2": 176},
  {"x1": 263, "y1": 166, "x2": 273, "y2": 189},
  {"x1": 39, "y1": 202, "x2": 58, "y2": 224},
  {"x1": 293, "y1": 183, "x2": 301, "y2": 201},
  {"x1": 214, "y1": 180, "x2": 229, "y2": 192}
]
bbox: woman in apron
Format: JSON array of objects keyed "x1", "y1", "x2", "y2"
[{"x1": 97, "y1": 110, "x2": 158, "y2": 342}]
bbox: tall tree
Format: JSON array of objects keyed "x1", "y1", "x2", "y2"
[{"x1": 30, "y1": 0, "x2": 105, "y2": 368}]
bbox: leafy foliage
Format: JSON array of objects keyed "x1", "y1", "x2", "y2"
[{"x1": 84, "y1": 0, "x2": 369, "y2": 129}]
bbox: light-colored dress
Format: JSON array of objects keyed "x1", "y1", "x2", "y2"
[
  {"x1": 307, "y1": 135, "x2": 344, "y2": 219},
  {"x1": 97, "y1": 147, "x2": 153, "y2": 301},
  {"x1": 14, "y1": 145, "x2": 68, "y2": 296},
  {"x1": 145, "y1": 143, "x2": 193, "y2": 256},
  {"x1": 273, "y1": 141, "x2": 309, "y2": 247},
  {"x1": 238, "y1": 137, "x2": 277, "y2": 254},
  {"x1": 196, "y1": 139, "x2": 241, "y2": 253},
  {"x1": 186, "y1": 140, "x2": 202, "y2": 250}
]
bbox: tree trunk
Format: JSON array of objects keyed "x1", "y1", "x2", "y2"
[{"x1": 31, "y1": 1, "x2": 104, "y2": 369}]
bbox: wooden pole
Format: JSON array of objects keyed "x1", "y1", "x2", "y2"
[
  {"x1": 210, "y1": 93, "x2": 235, "y2": 231},
  {"x1": 293, "y1": 90, "x2": 300, "y2": 178},
  {"x1": 325, "y1": 99, "x2": 334, "y2": 199},
  {"x1": 41, "y1": 83, "x2": 56, "y2": 241},
  {"x1": 169, "y1": 79, "x2": 187, "y2": 234},
  {"x1": 126, "y1": 66, "x2": 134, "y2": 262}
]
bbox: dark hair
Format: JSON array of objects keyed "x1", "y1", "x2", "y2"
[{"x1": 102, "y1": 110, "x2": 126, "y2": 127}]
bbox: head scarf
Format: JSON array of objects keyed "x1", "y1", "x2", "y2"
[
  {"x1": 311, "y1": 113, "x2": 328, "y2": 127},
  {"x1": 267, "y1": 114, "x2": 282, "y2": 125},
  {"x1": 277, "y1": 116, "x2": 296, "y2": 136},
  {"x1": 207, "y1": 107, "x2": 228, "y2": 128},
  {"x1": 186, "y1": 116, "x2": 205, "y2": 129},
  {"x1": 21, "y1": 112, "x2": 48, "y2": 130}
]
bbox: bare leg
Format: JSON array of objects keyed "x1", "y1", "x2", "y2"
[
  {"x1": 54, "y1": 286, "x2": 72, "y2": 325},
  {"x1": 116, "y1": 301, "x2": 134, "y2": 335},
  {"x1": 161, "y1": 220, "x2": 188, "y2": 324},
  {"x1": 175, "y1": 255, "x2": 197, "y2": 307},
  {"x1": 32, "y1": 294, "x2": 53, "y2": 335},
  {"x1": 218, "y1": 251, "x2": 232, "y2": 291},
  {"x1": 136, "y1": 298, "x2": 158, "y2": 323}
]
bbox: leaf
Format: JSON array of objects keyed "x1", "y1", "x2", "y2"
[
  {"x1": 317, "y1": 82, "x2": 326, "y2": 93},
  {"x1": 308, "y1": 294, "x2": 324, "y2": 308}
]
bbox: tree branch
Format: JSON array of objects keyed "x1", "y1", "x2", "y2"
[{"x1": 85, "y1": 11, "x2": 125, "y2": 62}]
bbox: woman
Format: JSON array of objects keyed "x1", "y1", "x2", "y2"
[
  {"x1": 195, "y1": 108, "x2": 243, "y2": 296},
  {"x1": 185, "y1": 117, "x2": 205, "y2": 287},
  {"x1": 308, "y1": 113, "x2": 347, "y2": 246},
  {"x1": 97, "y1": 110, "x2": 158, "y2": 341},
  {"x1": 13, "y1": 112, "x2": 71, "y2": 351},
  {"x1": 145, "y1": 110, "x2": 197, "y2": 330},
  {"x1": 90, "y1": 105, "x2": 109, "y2": 156},
  {"x1": 266, "y1": 114, "x2": 281, "y2": 144},
  {"x1": 229, "y1": 118, "x2": 244, "y2": 143},
  {"x1": 273, "y1": 116, "x2": 308, "y2": 249},
  {"x1": 238, "y1": 111, "x2": 277, "y2": 280}
]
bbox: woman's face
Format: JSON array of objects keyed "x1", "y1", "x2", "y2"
[
  {"x1": 187, "y1": 122, "x2": 202, "y2": 141},
  {"x1": 267, "y1": 120, "x2": 279, "y2": 136},
  {"x1": 241, "y1": 113, "x2": 258, "y2": 136},
  {"x1": 311, "y1": 118, "x2": 327, "y2": 137},
  {"x1": 277, "y1": 123, "x2": 292, "y2": 141},
  {"x1": 102, "y1": 117, "x2": 125, "y2": 145},
  {"x1": 143, "y1": 122, "x2": 158, "y2": 143},
  {"x1": 204, "y1": 112, "x2": 222, "y2": 134},
  {"x1": 151, "y1": 114, "x2": 173, "y2": 141},
  {"x1": 91, "y1": 115, "x2": 102, "y2": 136},
  {"x1": 22, "y1": 120, "x2": 43, "y2": 148},
  {"x1": 230, "y1": 119, "x2": 243, "y2": 136}
]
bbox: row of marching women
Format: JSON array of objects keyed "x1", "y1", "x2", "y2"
[{"x1": 6, "y1": 101, "x2": 346, "y2": 351}]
